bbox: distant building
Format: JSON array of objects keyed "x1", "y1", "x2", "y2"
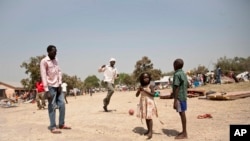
[{"x1": 0, "y1": 81, "x2": 26, "y2": 99}]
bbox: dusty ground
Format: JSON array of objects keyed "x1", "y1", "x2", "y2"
[{"x1": 0, "y1": 82, "x2": 250, "y2": 141}]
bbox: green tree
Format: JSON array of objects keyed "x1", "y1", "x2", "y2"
[
  {"x1": 62, "y1": 74, "x2": 84, "y2": 93},
  {"x1": 214, "y1": 56, "x2": 250, "y2": 75},
  {"x1": 132, "y1": 56, "x2": 162, "y2": 82},
  {"x1": 191, "y1": 65, "x2": 209, "y2": 75},
  {"x1": 83, "y1": 75, "x2": 100, "y2": 89},
  {"x1": 20, "y1": 55, "x2": 45, "y2": 90},
  {"x1": 116, "y1": 73, "x2": 134, "y2": 86}
]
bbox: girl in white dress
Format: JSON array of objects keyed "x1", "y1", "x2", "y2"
[{"x1": 136, "y1": 72, "x2": 158, "y2": 139}]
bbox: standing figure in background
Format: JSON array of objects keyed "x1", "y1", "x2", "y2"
[
  {"x1": 216, "y1": 66, "x2": 222, "y2": 84},
  {"x1": 98, "y1": 58, "x2": 119, "y2": 112},
  {"x1": 35, "y1": 77, "x2": 46, "y2": 109},
  {"x1": 73, "y1": 88, "x2": 78, "y2": 99},
  {"x1": 61, "y1": 82, "x2": 68, "y2": 104}
]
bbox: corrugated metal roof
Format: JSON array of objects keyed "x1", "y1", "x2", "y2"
[
  {"x1": 4, "y1": 82, "x2": 23, "y2": 87},
  {"x1": 0, "y1": 81, "x2": 23, "y2": 88}
]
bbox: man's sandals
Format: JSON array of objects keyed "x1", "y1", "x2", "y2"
[
  {"x1": 59, "y1": 125, "x2": 72, "y2": 129},
  {"x1": 197, "y1": 114, "x2": 213, "y2": 119},
  {"x1": 51, "y1": 125, "x2": 71, "y2": 134},
  {"x1": 51, "y1": 128, "x2": 61, "y2": 134}
]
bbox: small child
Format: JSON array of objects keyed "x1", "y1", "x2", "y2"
[
  {"x1": 172, "y1": 58, "x2": 188, "y2": 139},
  {"x1": 136, "y1": 72, "x2": 158, "y2": 139}
]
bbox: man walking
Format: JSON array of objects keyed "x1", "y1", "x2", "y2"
[{"x1": 98, "y1": 58, "x2": 119, "y2": 112}]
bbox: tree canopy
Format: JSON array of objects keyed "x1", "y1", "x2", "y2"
[
  {"x1": 20, "y1": 55, "x2": 45, "y2": 90},
  {"x1": 132, "y1": 56, "x2": 162, "y2": 81}
]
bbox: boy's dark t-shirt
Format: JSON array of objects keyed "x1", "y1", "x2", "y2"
[{"x1": 172, "y1": 69, "x2": 188, "y2": 101}]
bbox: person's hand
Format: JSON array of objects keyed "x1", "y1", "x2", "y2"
[
  {"x1": 137, "y1": 87, "x2": 142, "y2": 92},
  {"x1": 45, "y1": 91, "x2": 51, "y2": 99},
  {"x1": 101, "y1": 65, "x2": 106, "y2": 68},
  {"x1": 173, "y1": 99, "x2": 178, "y2": 110},
  {"x1": 139, "y1": 86, "x2": 144, "y2": 91}
]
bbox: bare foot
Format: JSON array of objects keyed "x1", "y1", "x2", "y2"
[
  {"x1": 175, "y1": 133, "x2": 188, "y2": 139},
  {"x1": 146, "y1": 132, "x2": 152, "y2": 140},
  {"x1": 143, "y1": 130, "x2": 149, "y2": 136}
]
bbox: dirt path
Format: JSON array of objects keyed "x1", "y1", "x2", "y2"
[{"x1": 1, "y1": 90, "x2": 250, "y2": 141}]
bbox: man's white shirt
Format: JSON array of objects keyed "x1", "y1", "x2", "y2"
[{"x1": 98, "y1": 65, "x2": 118, "y2": 84}]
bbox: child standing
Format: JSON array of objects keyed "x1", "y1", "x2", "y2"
[
  {"x1": 136, "y1": 72, "x2": 158, "y2": 139},
  {"x1": 172, "y1": 58, "x2": 188, "y2": 139}
]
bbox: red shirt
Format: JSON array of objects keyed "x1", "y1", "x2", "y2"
[{"x1": 36, "y1": 81, "x2": 45, "y2": 92}]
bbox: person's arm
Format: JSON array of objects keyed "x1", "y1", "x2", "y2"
[
  {"x1": 98, "y1": 65, "x2": 106, "y2": 72},
  {"x1": 57, "y1": 61, "x2": 62, "y2": 94},
  {"x1": 136, "y1": 86, "x2": 142, "y2": 97},
  {"x1": 58, "y1": 64, "x2": 62, "y2": 85},
  {"x1": 173, "y1": 86, "x2": 179, "y2": 109},
  {"x1": 40, "y1": 59, "x2": 48, "y2": 92},
  {"x1": 115, "y1": 69, "x2": 119, "y2": 78}
]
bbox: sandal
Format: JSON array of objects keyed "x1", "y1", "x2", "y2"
[
  {"x1": 51, "y1": 128, "x2": 61, "y2": 134},
  {"x1": 197, "y1": 114, "x2": 213, "y2": 119},
  {"x1": 205, "y1": 114, "x2": 213, "y2": 118},
  {"x1": 59, "y1": 125, "x2": 71, "y2": 129}
]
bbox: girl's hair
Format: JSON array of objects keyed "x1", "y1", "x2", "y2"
[{"x1": 139, "y1": 72, "x2": 152, "y2": 86}]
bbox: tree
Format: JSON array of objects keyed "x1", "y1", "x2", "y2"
[
  {"x1": 214, "y1": 56, "x2": 250, "y2": 75},
  {"x1": 83, "y1": 75, "x2": 100, "y2": 89},
  {"x1": 116, "y1": 73, "x2": 134, "y2": 86},
  {"x1": 190, "y1": 65, "x2": 209, "y2": 75},
  {"x1": 150, "y1": 69, "x2": 163, "y2": 81},
  {"x1": 20, "y1": 55, "x2": 45, "y2": 90},
  {"x1": 62, "y1": 74, "x2": 84, "y2": 93},
  {"x1": 132, "y1": 56, "x2": 162, "y2": 81}
]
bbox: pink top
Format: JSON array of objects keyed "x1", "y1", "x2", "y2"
[{"x1": 40, "y1": 56, "x2": 62, "y2": 91}]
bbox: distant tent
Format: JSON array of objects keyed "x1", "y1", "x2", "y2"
[
  {"x1": 236, "y1": 71, "x2": 249, "y2": 79},
  {"x1": 155, "y1": 76, "x2": 171, "y2": 83}
]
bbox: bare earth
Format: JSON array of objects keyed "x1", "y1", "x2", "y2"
[{"x1": 1, "y1": 82, "x2": 250, "y2": 141}]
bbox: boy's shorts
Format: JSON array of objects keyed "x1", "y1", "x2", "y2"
[{"x1": 176, "y1": 100, "x2": 187, "y2": 112}]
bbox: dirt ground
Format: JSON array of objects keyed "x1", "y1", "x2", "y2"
[{"x1": 1, "y1": 82, "x2": 250, "y2": 141}]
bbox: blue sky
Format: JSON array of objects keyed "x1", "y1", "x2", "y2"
[{"x1": 0, "y1": 0, "x2": 249, "y2": 83}]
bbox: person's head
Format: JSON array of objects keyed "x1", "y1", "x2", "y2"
[
  {"x1": 173, "y1": 58, "x2": 184, "y2": 71},
  {"x1": 139, "y1": 72, "x2": 151, "y2": 86},
  {"x1": 47, "y1": 45, "x2": 57, "y2": 60},
  {"x1": 109, "y1": 58, "x2": 116, "y2": 67}
]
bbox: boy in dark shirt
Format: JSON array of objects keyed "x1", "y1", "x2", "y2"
[{"x1": 172, "y1": 58, "x2": 188, "y2": 139}]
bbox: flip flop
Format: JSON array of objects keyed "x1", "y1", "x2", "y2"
[
  {"x1": 51, "y1": 129, "x2": 61, "y2": 134},
  {"x1": 59, "y1": 125, "x2": 71, "y2": 129},
  {"x1": 197, "y1": 114, "x2": 213, "y2": 119},
  {"x1": 205, "y1": 114, "x2": 213, "y2": 118}
]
